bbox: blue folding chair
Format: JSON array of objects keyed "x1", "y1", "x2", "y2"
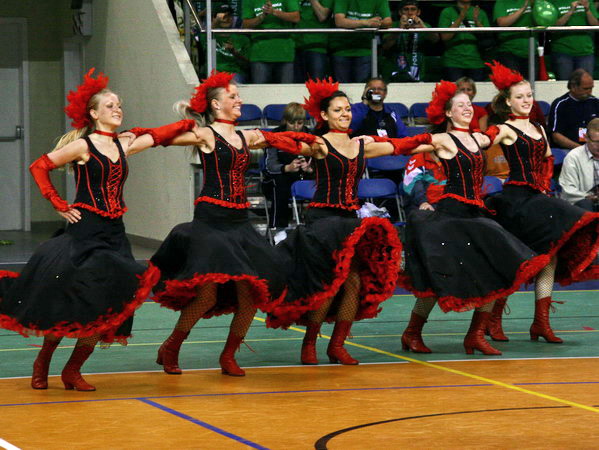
[
  {"x1": 405, "y1": 125, "x2": 427, "y2": 137},
  {"x1": 386, "y1": 103, "x2": 410, "y2": 122},
  {"x1": 291, "y1": 180, "x2": 316, "y2": 225},
  {"x1": 537, "y1": 100, "x2": 551, "y2": 117},
  {"x1": 366, "y1": 155, "x2": 410, "y2": 175},
  {"x1": 239, "y1": 104, "x2": 263, "y2": 127},
  {"x1": 408, "y1": 102, "x2": 429, "y2": 125},
  {"x1": 357, "y1": 178, "x2": 405, "y2": 222},
  {"x1": 482, "y1": 175, "x2": 504, "y2": 197},
  {"x1": 262, "y1": 104, "x2": 286, "y2": 126},
  {"x1": 551, "y1": 147, "x2": 568, "y2": 165}
]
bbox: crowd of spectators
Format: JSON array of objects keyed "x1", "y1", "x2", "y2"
[{"x1": 170, "y1": 0, "x2": 599, "y2": 84}]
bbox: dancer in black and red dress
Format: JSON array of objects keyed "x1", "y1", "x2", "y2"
[
  {"x1": 0, "y1": 69, "x2": 191, "y2": 391},
  {"x1": 377, "y1": 82, "x2": 550, "y2": 355},
  {"x1": 481, "y1": 62, "x2": 599, "y2": 343},
  {"x1": 147, "y1": 71, "x2": 318, "y2": 376},
  {"x1": 266, "y1": 78, "x2": 431, "y2": 365}
]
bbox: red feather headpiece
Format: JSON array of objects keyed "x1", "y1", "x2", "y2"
[
  {"x1": 486, "y1": 60, "x2": 524, "y2": 91},
  {"x1": 426, "y1": 80, "x2": 458, "y2": 125},
  {"x1": 64, "y1": 68, "x2": 110, "y2": 129},
  {"x1": 189, "y1": 70, "x2": 235, "y2": 113},
  {"x1": 303, "y1": 77, "x2": 340, "y2": 126}
]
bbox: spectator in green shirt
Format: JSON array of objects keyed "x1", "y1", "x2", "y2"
[
  {"x1": 551, "y1": 0, "x2": 599, "y2": 80},
  {"x1": 242, "y1": 1, "x2": 300, "y2": 83},
  {"x1": 494, "y1": 0, "x2": 536, "y2": 80},
  {"x1": 438, "y1": 0, "x2": 490, "y2": 81},
  {"x1": 294, "y1": 0, "x2": 334, "y2": 82},
  {"x1": 331, "y1": 0, "x2": 392, "y2": 83}
]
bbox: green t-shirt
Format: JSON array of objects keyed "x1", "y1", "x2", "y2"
[
  {"x1": 550, "y1": 0, "x2": 598, "y2": 56},
  {"x1": 201, "y1": 34, "x2": 250, "y2": 74},
  {"x1": 438, "y1": 6, "x2": 490, "y2": 69},
  {"x1": 295, "y1": 0, "x2": 334, "y2": 54},
  {"x1": 242, "y1": 0, "x2": 300, "y2": 62},
  {"x1": 493, "y1": 0, "x2": 536, "y2": 58},
  {"x1": 329, "y1": 0, "x2": 392, "y2": 57}
]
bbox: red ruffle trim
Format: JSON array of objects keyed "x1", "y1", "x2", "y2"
[
  {"x1": 397, "y1": 253, "x2": 551, "y2": 313},
  {"x1": 0, "y1": 270, "x2": 20, "y2": 279},
  {"x1": 439, "y1": 193, "x2": 496, "y2": 215},
  {"x1": 505, "y1": 180, "x2": 544, "y2": 193},
  {"x1": 194, "y1": 196, "x2": 250, "y2": 209},
  {"x1": 265, "y1": 217, "x2": 402, "y2": 329},
  {"x1": 152, "y1": 273, "x2": 284, "y2": 317},
  {"x1": 0, "y1": 262, "x2": 160, "y2": 345},
  {"x1": 569, "y1": 264, "x2": 599, "y2": 283},
  {"x1": 308, "y1": 202, "x2": 360, "y2": 211},
  {"x1": 71, "y1": 203, "x2": 127, "y2": 219}
]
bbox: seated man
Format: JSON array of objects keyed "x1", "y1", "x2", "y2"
[
  {"x1": 559, "y1": 117, "x2": 599, "y2": 211},
  {"x1": 402, "y1": 152, "x2": 447, "y2": 212}
]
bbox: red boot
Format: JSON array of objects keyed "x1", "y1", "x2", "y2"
[
  {"x1": 301, "y1": 323, "x2": 321, "y2": 365},
  {"x1": 327, "y1": 320, "x2": 359, "y2": 365},
  {"x1": 31, "y1": 338, "x2": 61, "y2": 389},
  {"x1": 464, "y1": 311, "x2": 502, "y2": 355},
  {"x1": 61, "y1": 345, "x2": 96, "y2": 391},
  {"x1": 219, "y1": 333, "x2": 245, "y2": 376},
  {"x1": 401, "y1": 312, "x2": 432, "y2": 353},
  {"x1": 530, "y1": 296, "x2": 563, "y2": 343},
  {"x1": 156, "y1": 329, "x2": 189, "y2": 374},
  {"x1": 486, "y1": 298, "x2": 509, "y2": 342}
]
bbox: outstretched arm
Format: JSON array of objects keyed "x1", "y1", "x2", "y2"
[
  {"x1": 361, "y1": 133, "x2": 433, "y2": 158},
  {"x1": 248, "y1": 130, "x2": 323, "y2": 157},
  {"x1": 124, "y1": 119, "x2": 198, "y2": 155}
]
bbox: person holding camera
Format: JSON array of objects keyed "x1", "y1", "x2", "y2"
[{"x1": 381, "y1": 0, "x2": 438, "y2": 82}]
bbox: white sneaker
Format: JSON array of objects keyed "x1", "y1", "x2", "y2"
[{"x1": 273, "y1": 230, "x2": 287, "y2": 244}]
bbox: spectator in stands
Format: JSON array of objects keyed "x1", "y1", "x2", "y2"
[
  {"x1": 456, "y1": 76, "x2": 488, "y2": 131},
  {"x1": 330, "y1": 0, "x2": 392, "y2": 83},
  {"x1": 294, "y1": 0, "x2": 333, "y2": 82},
  {"x1": 402, "y1": 152, "x2": 447, "y2": 212},
  {"x1": 350, "y1": 77, "x2": 408, "y2": 138},
  {"x1": 242, "y1": 0, "x2": 300, "y2": 83},
  {"x1": 494, "y1": 0, "x2": 536, "y2": 80},
  {"x1": 438, "y1": 0, "x2": 490, "y2": 82},
  {"x1": 380, "y1": 0, "x2": 439, "y2": 82},
  {"x1": 262, "y1": 102, "x2": 313, "y2": 240},
  {"x1": 552, "y1": 0, "x2": 599, "y2": 81},
  {"x1": 559, "y1": 117, "x2": 599, "y2": 211},
  {"x1": 548, "y1": 69, "x2": 599, "y2": 149}
]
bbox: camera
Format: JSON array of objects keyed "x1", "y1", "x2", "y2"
[
  {"x1": 406, "y1": 18, "x2": 415, "y2": 26},
  {"x1": 365, "y1": 89, "x2": 383, "y2": 102}
]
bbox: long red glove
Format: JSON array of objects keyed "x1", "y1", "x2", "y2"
[
  {"x1": 540, "y1": 155, "x2": 554, "y2": 192},
  {"x1": 29, "y1": 154, "x2": 69, "y2": 212},
  {"x1": 370, "y1": 133, "x2": 432, "y2": 156},
  {"x1": 483, "y1": 125, "x2": 500, "y2": 145},
  {"x1": 261, "y1": 130, "x2": 317, "y2": 155},
  {"x1": 129, "y1": 119, "x2": 196, "y2": 146}
]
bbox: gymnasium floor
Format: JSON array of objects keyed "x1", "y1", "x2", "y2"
[{"x1": 1, "y1": 287, "x2": 598, "y2": 449}]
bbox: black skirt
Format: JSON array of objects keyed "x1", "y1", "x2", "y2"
[
  {"x1": 487, "y1": 185, "x2": 599, "y2": 284},
  {"x1": 399, "y1": 198, "x2": 550, "y2": 313},
  {"x1": 266, "y1": 207, "x2": 402, "y2": 329},
  {"x1": 150, "y1": 202, "x2": 286, "y2": 317},
  {"x1": 0, "y1": 210, "x2": 159, "y2": 344}
]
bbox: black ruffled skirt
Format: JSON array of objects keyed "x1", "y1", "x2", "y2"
[
  {"x1": 487, "y1": 185, "x2": 599, "y2": 284},
  {"x1": 0, "y1": 210, "x2": 159, "y2": 344},
  {"x1": 150, "y1": 202, "x2": 286, "y2": 317},
  {"x1": 266, "y1": 207, "x2": 402, "y2": 329},
  {"x1": 398, "y1": 198, "x2": 550, "y2": 313}
]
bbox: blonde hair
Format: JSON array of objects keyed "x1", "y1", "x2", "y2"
[{"x1": 282, "y1": 102, "x2": 305, "y2": 125}]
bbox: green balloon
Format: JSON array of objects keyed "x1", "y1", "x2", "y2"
[{"x1": 533, "y1": 0, "x2": 558, "y2": 26}]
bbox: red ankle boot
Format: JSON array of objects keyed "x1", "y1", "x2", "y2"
[
  {"x1": 327, "y1": 320, "x2": 359, "y2": 365},
  {"x1": 486, "y1": 298, "x2": 509, "y2": 342},
  {"x1": 219, "y1": 333, "x2": 245, "y2": 376},
  {"x1": 156, "y1": 329, "x2": 189, "y2": 374},
  {"x1": 530, "y1": 297, "x2": 563, "y2": 343},
  {"x1": 301, "y1": 323, "x2": 321, "y2": 365},
  {"x1": 61, "y1": 345, "x2": 96, "y2": 391},
  {"x1": 31, "y1": 338, "x2": 61, "y2": 389},
  {"x1": 464, "y1": 311, "x2": 502, "y2": 355},
  {"x1": 402, "y1": 312, "x2": 432, "y2": 353}
]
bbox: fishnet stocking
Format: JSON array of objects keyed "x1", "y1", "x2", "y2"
[
  {"x1": 337, "y1": 269, "x2": 360, "y2": 322},
  {"x1": 476, "y1": 300, "x2": 495, "y2": 313},
  {"x1": 412, "y1": 297, "x2": 436, "y2": 319},
  {"x1": 229, "y1": 281, "x2": 257, "y2": 337},
  {"x1": 535, "y1": 256, "x2": 557, "y2": 300},
  {"x1": 76, "y1": 335, "x2": 100, "y2": 347},
  {"x1": 175, "y1": 283, "x2": 218, "y2": 332}
]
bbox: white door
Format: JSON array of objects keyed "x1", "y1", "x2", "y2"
[{"x1": 0, "y1": 20, "x2": 28, "y2": 230}]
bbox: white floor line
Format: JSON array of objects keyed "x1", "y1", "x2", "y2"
[{"x1": 0, "y1": 438, "x2": 22, "y2": 450}]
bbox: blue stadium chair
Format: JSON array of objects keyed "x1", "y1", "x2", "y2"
[
  {"x1": 537, "y1": 100, "x2": 551, "y2": 117},
  {"x1": 551, "y1": 147, "x2": 568, "y2": 165},
  {"x1": 263, "y1": 104, "x2": 287, "y2": 125},
  {"x1": 482, "y1": 176, "x2": 503, "y2": 197},
  {"x1": 291, "y1": 180, "x2": 316, "y2": 225},
  {"x1": 405, "y1": 125, "x2": 427, "y2": 137},
  {"x1": 239, "y1": 104, "x2": 263, "y2": 127},
  {"x1": 473, "y1": 102, "x2": 488, "y2": 108},
  {"x1": 357, "y1": 178, "x2": 405, "y2": 222},
  {"x1": 386, "y1": 102, "x2": 410, "y2": 122},
  {"x1": 366, "y1": 155, "x2": 410, "y2": 174},
  {"x1": 408, "y1": 102, "x2": 429, "y2": 125}
]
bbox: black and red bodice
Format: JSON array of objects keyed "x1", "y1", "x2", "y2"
[
  {"x1": 72, "y1": 137, "x2": 128, "y2": 218},
  {"x1": 195, "y1": 127, "x2": 250, "y2": 209},
  {"x1": 310, "y1": 138, "x2": 366, "y2": 211},
  {"x1": 500, "y1": 123, "x2": 547, "y2": 192},
  {"x1": 439, "y1": 133, "x2": 485, "y2": 207}
]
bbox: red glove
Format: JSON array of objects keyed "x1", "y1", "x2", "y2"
[
  {"x1": 370, "y1": 133, "x2": 432, "y2": 156},
  {"x1": 29, "y1": 154, "x2": 69, "y2": 212},
  {"x1": 129, "y1": 119, "x2": 196, "y2": 146},
  {"x1": 540, "y1": 155, "x2": 554, "y2": 191},
  {"x1": 261, "y1": 130, "x2": 306, "y2": 155},
  {"x1": 276, "y1": 131, "x2": 318, "y2": 145},
  {"x1": 483, "y1": 125, "x2": 500, "y2": 145}
]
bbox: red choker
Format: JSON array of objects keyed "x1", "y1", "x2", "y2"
[
  {"x1": 328, "y1": 129, "x2": 351, "y2": 134},
  {"x1": 509, "y1": 114, "x2": 529, "y2": 120},
  {"x1": 451, "y1": 127, "x2": 470, "y2": 132},
  {"x1": 214, "y1": 119, "x2": 238, "y2": 125},
  {"x1": 93, "y1": 130, "x2": 118, "y2": 138}
]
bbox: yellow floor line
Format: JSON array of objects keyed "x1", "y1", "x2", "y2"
[{"x1": 252, "y1": 317, "x2": 599, "y2": 414}]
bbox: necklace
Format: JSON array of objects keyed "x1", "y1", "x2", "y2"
[
  {"x1": 329, "y1": 129, "x2": 351, "y2": 134},
  {"x1": 93, "y1": 130, "x2": 118, "y2": 138},
  {"x1": 451, "y1": 127, "x2": 470, "y2": 132},
  {"x1": 214, "y1": 119, "x2": 238, "y2": 125}
]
